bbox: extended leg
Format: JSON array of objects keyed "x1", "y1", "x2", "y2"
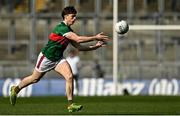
[{"x1": 10, "y1": 69, "x2": 45, "y2": 106}]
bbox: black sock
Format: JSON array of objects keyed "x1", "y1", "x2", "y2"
[
  {"x1": 68, "y1": 100, "x2": 73, "y2": 106},
  {"x1": 15, "y1": 86, "x2": 20, "y2": 93}
]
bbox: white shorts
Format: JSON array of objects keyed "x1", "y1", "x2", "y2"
[{"x1": 35, "y1": 52, "x2": 66, "y2": 72}]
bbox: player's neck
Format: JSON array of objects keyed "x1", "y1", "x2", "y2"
[{"x1": 63, "y1": 21, "x2": 70, "y2": 26}]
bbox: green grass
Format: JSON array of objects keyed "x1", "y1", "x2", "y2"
[{"x1": 0, "y1": 96, "x2": 180, "y2": 115}]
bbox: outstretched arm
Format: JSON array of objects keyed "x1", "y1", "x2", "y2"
[
  {"x1": 71, "y1": 40, "x2": 107, "y2": 51},
  {"x1": 65, "y1": 32, "x2": 110, "y2": 43}
]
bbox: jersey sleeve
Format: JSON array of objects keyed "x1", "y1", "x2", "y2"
[{"x1": 52, "y1": 23, "x2": 73, "y2": 36}]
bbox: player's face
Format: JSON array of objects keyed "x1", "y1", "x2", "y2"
[{"x1": 65, "y1": 14, "x2": 76, "y2": 26}]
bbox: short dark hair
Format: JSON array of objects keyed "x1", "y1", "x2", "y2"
[{"x1": 61, "y1": 6, "x2": 77, "y2": 19}]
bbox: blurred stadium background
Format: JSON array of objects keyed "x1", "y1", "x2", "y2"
[{"x1": 0, "y1": 0, "x2": 180, "y2": 97}]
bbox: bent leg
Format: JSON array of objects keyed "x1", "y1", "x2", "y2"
[
  {"x1": 55, "y1": 61, "x2": 74, "y2": 101},
  {"x1": 54, "y1": 60, "x2": 83, "y2": 112},
  {"x1": 18, "y1": 69, "x2": 46, "y2": 91}
]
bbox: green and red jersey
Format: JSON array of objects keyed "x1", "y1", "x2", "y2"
[{"x1": 41, "y1": 22, "x2": 73, "y2": 61}]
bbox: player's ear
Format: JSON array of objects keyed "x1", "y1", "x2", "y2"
[{"x1": 64, "y1": 15, "x2": 68, "y2": 19}]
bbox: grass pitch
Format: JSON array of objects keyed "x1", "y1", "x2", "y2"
[{"x1": 0, "y1": 96, "x2": 180, "y2": 115}]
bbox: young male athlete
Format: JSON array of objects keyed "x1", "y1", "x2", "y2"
[{"x1": 10, "y1": 6, "x2": 110, "y2": 113}]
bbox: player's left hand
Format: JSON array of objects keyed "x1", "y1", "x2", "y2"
[
  {"x1": 95, "y1": 32, "x2": 111, "y2": 41},
  {"x1": 95, "y1": 41, "x2": 107, "y2": 47}
]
